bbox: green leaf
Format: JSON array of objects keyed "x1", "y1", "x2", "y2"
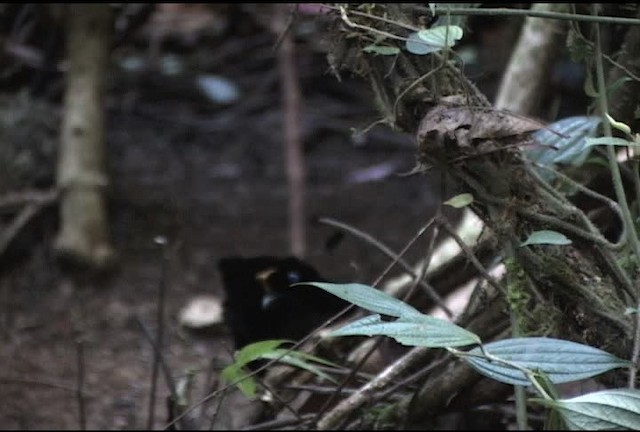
[
  {"x1": 261, "y1": 349, "x2": 338, "y2": 384},
  {"x1": 363, "y1": 44, "x2": 400, "y2": 56},
  {"x1": 220, "y1": 340, "x2": 292, "y2": 398},
  {"x1": 585, "y1": 137, "x2": 639, "y2": 147},
  {"x1": 520, "y1": 230, "x2": 572, "y2": 247},
  {"x1": 625, "y1": 307, "x2": 639, "y2": 315},
  {"x1": 444, "y1": 193, "x2": 474, "y2": 208},
  {"x1": 528, "y1": 116, "x2": 601, "y2": 173},
  {"x1": 233, "y1": 339, "x2": 292, "y2": 369},
  {"x1": 534, "y1": 389, "x2": 640, "y2": 430},
  {"x1": 330, "y1": 313, "x2": 481, "y2": 348},
  {"x1": 605, "y1": 113, "x2": 632, "y2": 136},
  {"x1": 299, "y1": 282, "x2": 422, "y2": 318},
  {"x1": 464, "y1": 337, "x2": 632, "y2": 386},
  {"x1": 221, "y1": 364, "x2": 257, "y2": 398},
  {"x1": 405, "y1": 25, "x2": 463, "y2": 55}
]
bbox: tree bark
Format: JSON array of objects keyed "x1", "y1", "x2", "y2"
[
  {"x1": 55, "y1": 4, "x2": 115, "y2": 270},
  {"x1": 324, "y1": 3, "x2": 635, "y2": 426},
  {"x1": 494, "y1": 3, "x2": 569, "y2": 115}
]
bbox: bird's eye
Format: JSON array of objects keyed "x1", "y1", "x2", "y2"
[{"x1": 287, "y1": 271, "x2": 301, "y2": 284}]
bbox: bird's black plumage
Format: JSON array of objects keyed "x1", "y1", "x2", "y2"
[{"x1": 217, "y1": 256, "x2": 348, "y2": 350}]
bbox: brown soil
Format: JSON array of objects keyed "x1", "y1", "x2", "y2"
[{"x1": 0, "y1": 9, "x2": 443, "y2": 429}]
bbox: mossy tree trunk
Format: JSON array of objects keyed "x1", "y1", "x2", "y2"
[
  {"x1": 323, "y1": 4, "x2": 637, "y2": 425},
  {"x1": 55, "y1": 4, "x2": 115, "y2": 270}
]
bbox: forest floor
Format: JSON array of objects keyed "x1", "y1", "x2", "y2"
[{"x1": 0, "y1": 7, "x2": 446, "y2": 429}]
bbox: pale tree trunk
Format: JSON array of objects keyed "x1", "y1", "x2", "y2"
[
  {"x1": 494, "y1": 3, "x2": 569, "y2": 115},
  {"x1": 55, "y1": 4, "x2": 115, "y2": 269}
]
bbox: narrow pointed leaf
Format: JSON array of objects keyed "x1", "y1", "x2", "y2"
[
  {"x1": 299, "y1": 282, "x2": 421, "y2": 318},
  {"x1": 464, "y1": 338, "x2": 632, "y2": 386},
  {"x1": 233, "y1": 339, "x2": 292, "y2": 369},
  {"x1": 330, "y1": 313, "x2": 481, "y2": 348},
  {"x1": 221, "y1": 365, "x2": 257, "y2": 398},
  {"x1": 521, "y1": 230, "x2": 572, "y2": 247},
  {"x1": 533, "y1": 389, "x2": 640, "y2": 430},
  {"x1": 444, "y1": 193, "x2": 474, "y2": 208},
  {"x1": 261, "y1": 349, "x2": 338, "y2": 384}
]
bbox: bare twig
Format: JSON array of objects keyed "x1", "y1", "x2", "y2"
[
  {"x1": 0, "y1": 188, "x2": 58, "y2": 210},
  {"x1": 317, "y1": 217, "x2": 451, "y2": 315},
  {"x1": 147, "y1": 236, "x2": 171, "y2": 430},
  {"x1": 436, "y1": 217, "x2": 506, "y2": 296},
  {"x1": 409, "y1": 5, "x2": 640, "y2": 26},
  {"x1": 240, "y1": 413, "x2": 315, "y2": 431},
  {"x1": 76, "y1": 338, "x2": 87, "y2": 431},
  {"x1": 0, "y1": 376, "x2": 95, "y2": 396},
  {"x1": 0, "y1": 189, "x2": 58, "y2": 259}
]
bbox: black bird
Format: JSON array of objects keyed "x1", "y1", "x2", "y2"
[{"x1": 217, "y1": 256, "x2": 348, "y2": 350}]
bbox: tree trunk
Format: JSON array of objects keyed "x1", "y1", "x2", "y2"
[
  {"x1": 55, "y1": 4, "x2": 115, "y2": 270},
  {"x1": 324, "y1": 4, "x2": 635, "y2": 425}
]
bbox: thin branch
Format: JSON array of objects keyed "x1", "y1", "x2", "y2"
[
  {"x1": 0, "y1": 188, "x2": 58, "y2": 209},
  {"x1": 317, "y1": 217, "x2": 451, "y2": 315},
  {"x1": 76, "y1": 338, "x2": 87, "y2": 431},
  {"x1": 240, "y1": 413, "x2": 315, "y2": 431},
  {"x1": 147, "y1": 237, "x2": 170, "y2": 430},
  {"x1": 410, "y1": 5, "x2": 640, "y2": 26},
  {"x1": 436, "y1": 216, "x2": 506, "y2": 296},
  {"x1": 0, "y1": 377, "x2": 95, "y2": 396}
]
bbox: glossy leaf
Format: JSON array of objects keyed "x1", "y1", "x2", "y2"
[
  {"x1": 330, "y1": 313, "x2": 481, "y2": 348},
  {"x1": 464, "y1": 337, "x2": 631, "y2": 386},
  {"x1": 444, "y1": 193, "x2": 474, "y2": 208},
  {"x1": 299, "y1": 282, "x2": 421, "y2": 318},
  {"x1": 534, "y1": 389, "x2": 640, "y2": 430},
  {"x1": 521, "y1": 230, "x2": 572, "y2": 247},
  {"x1": 529, "y1": 116, "x2": 601, "y2": 170}
]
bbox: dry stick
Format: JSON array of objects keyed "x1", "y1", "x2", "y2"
[
  {"x1": 134, "y1": 316, "x2": 178, "y2": 403},
  {"x1": 147, "y1": 237, "x2": 170, "y2": 430},
  {"x1": 317, "y1": 346, "x2": 434, "y2": 430},
  {"x1": 0, "y1": 188, "x2": 58, "y2": 210},
  {"x1": 241, "y1": 413, "x2": 316, "y2": 431},
  {"x1": 0, "y1": 377, "x2": 94, "y2": 396},
  {"x1": 198, "y1": 357, "x2": 219, "y2": 429},
  {"x1": 436, "y1": 217, "x2": 505, "y2": 296},
  {"x1": 207, "y1": 386, "x2": 227, "y2": 431},
  {"x1": 317, "y1": 217, "x2": 452, "y2": 317},
  {"x1": 276, "y1": 4, "x2": 306, "y2": 258},
  {"x1": 0, "y1": 204, "x2": 38, "y2": 257},
  {"x1": 76, "y1": 339, "x2": 86, "y2": 431}
]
